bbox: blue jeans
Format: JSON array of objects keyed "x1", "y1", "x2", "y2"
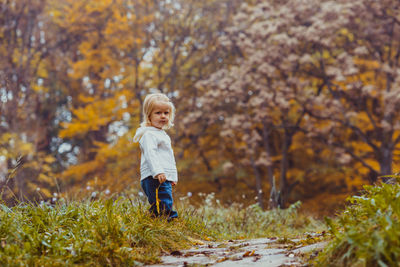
[{"x1": 141, "y1": 176, "x2": 178, "y2": 219}]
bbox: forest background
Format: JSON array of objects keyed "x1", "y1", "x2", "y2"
[{"x1": 1, "y1": 0, "x2": 400, "y2": 215}]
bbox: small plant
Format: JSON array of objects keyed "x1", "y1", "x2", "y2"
[
  {"x1": 182, "y1": 193, "x2": 325, "y2": 240},
  {"x1": 0, "y1": 197, "x2": 212, "y2": 266},
  {"x1": 315, "y1": 175, "x2": 400, "y2": 266},
  {"x1": 0, "y1": 191, "x2": 325, "y2": 265}
]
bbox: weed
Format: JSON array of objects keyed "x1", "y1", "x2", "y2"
[
  {"x1": 0, "y1": 197, "x2": 210, "y2": 266},
  {"x1": 315, "y1": 176, "x2": 400, "y2": 266},
  {"x1": 184, "y1": 193, "x2": 325, "y2": 240},
  {"x1": 0, "y1": 191, "x2": 325, "y2": 265}
]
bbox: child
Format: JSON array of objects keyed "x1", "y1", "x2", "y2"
[{"x1": 133, "y1": 93, "x2": 178, "y2": 220}]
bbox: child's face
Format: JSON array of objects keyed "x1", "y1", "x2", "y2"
[{"x1": 149, "y1": 102, "x2": 171, "y2": 129}]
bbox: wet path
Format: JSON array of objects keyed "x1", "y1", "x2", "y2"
[{"x1": 148, "y1": 237, "x2": 327, "y2": 267}]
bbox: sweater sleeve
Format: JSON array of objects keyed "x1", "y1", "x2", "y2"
[{"x1": 139, "y1": 132, "x2": 165, "y2": 177}]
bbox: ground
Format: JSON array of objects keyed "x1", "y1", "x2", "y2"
[{"x1": 147, "y1": 237, "x2": 328, "y2": 267}]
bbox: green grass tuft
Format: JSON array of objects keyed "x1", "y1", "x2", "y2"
[
  {"x1": 315, "y1": 177, "x2": 400, "y2": 266},
  {"x1": 0, "y1": 197, "x2": 210, "y2": 266},
  {"x1": 0, "y1": 192, "x2": 325, "y2": 266},
  {"x1": 179, "y1": 193, "x2": 325, "y2": 240}
]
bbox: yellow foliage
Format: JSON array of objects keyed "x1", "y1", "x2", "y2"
[
  {"x1": 63, "y1": 130, "x2": 140, "y2": 193},
  {"x1": 322, "y1": 50, "x2": 331, "y2": 60},
  {"x1": 270, "y1": 155, "x2": 283, "y2": 162},
  {"x1": 59, "y1": 90, "x2": 134, "y2": 138},
  {"x1": 0, "y1": 133, "x2": 34, "y2": 158},
  {"x1": 40, "y1": 187, "x2": 52, "y2": 198},
  {"x1": 353, "y1": 161, "x2": 379, "y2": 176},
  {"x1": 320, "y1": 148, "x2": 334, "y2": 159},
  {"x1": 287, "y1": 168, "x2": 305, "y2": 181},
  {"x1": 364, "y1": 159, "x2": 380, "y2": 172},
  {"x1": 351, "y1": 112, "x2": 374, "y2": 131},
  {"x1": 38, "y1": 173, "x2": 54, "y2": 184},
  {"x1": 339, "y1": 28, "x2": 354, "y2": 41},
  {"x1": 27, "y1": 182, "x2": 52, "y2": 198},
  {"x1": 36, "y1": 62, "x2": 49, "y2": 78},
  {"x1": 354, "y1": 58, "x2": 380, "y2": 70},
  {"x1": 32, "y1": 85, "x2": 48, "y2": 93},
  {"x1": 62, "y1": 160, "x2": 100, "y2": 182},
  {"x1": 351, "y1": 140, "x2": 375, "y2": 154},
  {"x1": 44, "y1": 156, "x2": 56, "y2": 164}
]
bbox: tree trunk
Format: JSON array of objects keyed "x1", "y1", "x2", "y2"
[
  {"x1": 261, "y1": 123, "x2": 279, "y2": 209},
  {"x1": 379, "y1": 147, "x2": 392, "y2": 175},
  {"x1": 379, "y1": 144, "x2": 393, "y2": 183},
  {"x1": 250, "y1": 154, "x2": 264, "y2": 209},
  {"x1": 269, "y1": 175, "x2": 281, "y2": 209},
  {"x1": 380, "y1": 90, "x2": 394, "y2": 179},
  {"x1": 279, "y1": 129, "x2": 291, "y2": 208}
]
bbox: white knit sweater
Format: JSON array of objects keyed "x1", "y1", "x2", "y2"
[{"x1": 134, "y1": 126, "x2": 178, "y2": 182}]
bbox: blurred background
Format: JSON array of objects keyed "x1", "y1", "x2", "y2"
[{"x1": 1, "y1": 0, "x2": 399, "y2": 215}]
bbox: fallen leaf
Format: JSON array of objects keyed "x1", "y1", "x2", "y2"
[
  {"x1": 170, "y1": 250, "x2": 182, "y2": 256},
  {"x1": 231, "y1": 255, "x2": 243, "y2": 261},
  {"x1": 187, "y1": 237, "x2": 205, "y2": 245},
  {"x1": 243, "y1": 250, "x2": 256, "y2": 257},
  {"x1": 216, "y1": 257, "x2": 229, "y2": 263}
]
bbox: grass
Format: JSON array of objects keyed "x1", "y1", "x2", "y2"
[
  {"x1": 0, "y1": 197, "x2": 210, "y2": 266},
  {"x1": 183, "y1": 192, "x2": 326, "y2": 240},
  {"x1": 314, "y1": 177, "x2": 400, "y2": 266},
  {"x1": 0, "y1": 192, "x2": 326, "y2": 266}
]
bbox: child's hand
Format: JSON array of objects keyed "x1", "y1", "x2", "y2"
[
  {"x1": 171, "y1": 182, "x2": 176, "y2": 186},
  {"x1": 155, "y1": 173, "x2": 166, "y2": 183}
]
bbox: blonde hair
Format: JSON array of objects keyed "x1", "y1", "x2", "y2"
[{"x1": 141, "y1": 93, "x2": 175, "y2": 129}]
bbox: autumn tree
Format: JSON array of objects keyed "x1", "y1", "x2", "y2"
[
  {"x1": 144, "y1": 0, "x2": 245, "y2": 199},
  {"x1": 55, "y1": 0, "x2": 244, "y2": 197},
  {"x1": 299, "y1": 0, "x2": 400, "y2": 181},
  {"x1": 189, "y1": 0, "x2": 400, "y2": 208},
  {"x1": 50, "y1": 0, "x2": 155, "y2": 193},
  {"x1": 0, "y1": 0, "x2": 66, "y2": 202},
  {"x1": 189, "y1": 1, "x2": 317, "y2": 208}
]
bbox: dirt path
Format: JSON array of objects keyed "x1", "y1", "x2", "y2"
[{"x1": 148, "y1": 237, "x2": 327, "y2": 267}]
